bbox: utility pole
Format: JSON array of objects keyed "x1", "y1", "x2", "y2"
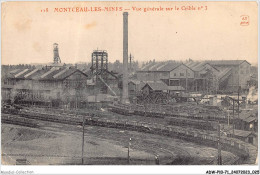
[
  {"x1": 82, "y1": 115, "x2": 85, "y2": 165},
  {"x1": 238, "y1": 86, "x2": 240, "y2": 119},
  {"x1": 185, "y1": 69, "x2": 188, "y2": 92},
  {"x1": 227, "y1": 110, "x2": 229, "y2": 126},
  {"x1": 75, "y1": 73, "x2": 85, "y2": 165},
  {"x1": 238, "y1": 64, "x2": 240, "y2": 119},
  {"x1": 31, "y1": 80, "x2": 34, "y2": 106},
  {"x1": 217, "y1": 123, "x2": 222, "y2": 165},
  {"x1": 232, "y1": 99, "x2": 235, "y2": 137},
  {"x1": 155, "y1": 155, "x2": 160, "y2": 165},
  {"x1": 128, "y1": 137, "x2": 131, "y2": 164}
]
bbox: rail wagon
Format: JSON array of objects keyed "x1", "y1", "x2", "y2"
[
  {"x1": 2, "y1": 115, "x2": 39, "y2": 128},
  {"x1": 168, "y1": 118, "x2": 215, "y2": 131}
]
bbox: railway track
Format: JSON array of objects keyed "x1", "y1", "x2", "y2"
[
  {"x1": 86, "y1": 126, "x2": 190, "y2": 165},
  {"x1": 2, "y1": 108, "x2": 254, "y2": 164}
]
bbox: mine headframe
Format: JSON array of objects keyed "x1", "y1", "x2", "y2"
[{"x1": 91, "y1": 50, "x2": 108, "y2": 83}]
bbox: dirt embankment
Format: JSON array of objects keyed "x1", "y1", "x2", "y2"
[{"x1": 2, "y1": 125, "x2": 57, "y2": 142}]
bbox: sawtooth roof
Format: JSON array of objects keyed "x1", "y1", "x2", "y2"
[
  {"x1": 185, "y1": 62, "x2": 206, "y2": 71},
  {"x1": 6, "y1": 66, "x2": 88, "y2": 81},
  {"x1": 139, "y1": 62, "x2": 181, "y2": 72},
  {"x1": 217, "y1": 68, "x2": 232, "y2": 79},
  {"x1": 206, "y1": 60, "x2": 250, "y2": 66}
]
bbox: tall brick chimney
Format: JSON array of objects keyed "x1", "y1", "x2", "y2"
[{"x1": 122, "y1": 12, "x2": 129, "y2": 103}]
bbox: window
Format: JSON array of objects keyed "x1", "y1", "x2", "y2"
[
  {"x1": 187, "y1": 73, "x2": 190, "y2": 76},
  {"x1": 174, "y1": 73, "x2": 176, "y2": 76},
  {"x1": 180, "y1": 73, "x2": 184, "y2": 76},
  {"x1": 240, "y1": 70, "x2": 244, "y2": 74}
]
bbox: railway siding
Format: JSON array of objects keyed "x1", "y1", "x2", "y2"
[{"x1": 6, "y1": 108, "x2": 255, "y2": 165}]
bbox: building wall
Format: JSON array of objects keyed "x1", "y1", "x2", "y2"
[
  {"x1": 216, "y1": 62, "x2": 251, "y2": 91},
  {"x1": 142, "y1": 85, "x2": 151, "y2": 96},
  {"x1": 169, "y1": 65, "x2": 195, "y2": 79},
  {"x1": 2, "y1": 71, "x2": 90, "y2": 106},
  {"x1": 238, "y1": 61, "x2": 251, "y2": 89}
]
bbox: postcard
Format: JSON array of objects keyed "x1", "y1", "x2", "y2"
[{"x1": 1, "y1": 1, "x2": 258, "y2": 174}]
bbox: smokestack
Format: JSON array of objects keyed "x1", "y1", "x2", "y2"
[{"x1": 122, "y1": 12, "x2": 129, "y2": 104}]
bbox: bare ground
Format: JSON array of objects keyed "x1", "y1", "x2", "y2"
[{"x1": 1, "y1": 122, "x2": 237, "y2": 165}]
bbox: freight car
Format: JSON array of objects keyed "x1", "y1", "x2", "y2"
[
  {"x1": 12, "y1": 108, "x2": 250, "y2": 161},
  {"x1": 168, "y1": 117, "x2": 216, "y2": 131},
  {"x1": 2, "y1": 104, "x2": 20, "y2": 115},
  {"x1": 1, "y1": 115, "x2": 39, "y2": 128}
]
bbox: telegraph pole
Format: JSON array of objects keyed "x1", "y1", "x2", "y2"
[
  {"x1": 237, "y1": 64, "x2": 240, "y2": 119},
  {"x1": 232, "y1": 100, "x2": 235, "y2": 137},
  {"x1": 75, "y1": 73, "x2": 85, "y2": 165},
  {"x1": 217, "y1": 123, "x2": 222, "y2": 165},
  {"x1": 82, "y1": 115, "x2": 85, "y2": 165},
  {"x1": 185, "y1": 69, "x2": 188, "y2": 92},
  {"x1": 128, "y1": 138, "x2": 131, "y2": 164},
  {"x1": 238, "y1": 86, "x2": 240, "y2": 119}
]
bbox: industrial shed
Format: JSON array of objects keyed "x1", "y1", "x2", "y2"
[
  {"x1": 228, "y1": 130, "x2": 257, "y2": 146},
  {"x1": 234, "y1": 111, "x2": 258, "y2": 132},
  {"x1": 2, "y1": 66, "x2": 90, "y2": 108}
]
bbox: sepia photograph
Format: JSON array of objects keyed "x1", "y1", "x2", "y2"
[{"x1": 1, "y1": 1, "x2": 259, "y2": 174}]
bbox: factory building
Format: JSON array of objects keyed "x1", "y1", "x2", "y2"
[
  {"x1": 2, "y1": 66, "x2": 89, "y2": 108},
  {"x1": 136, "y1": 60, "x2": 251, "y2": 94},
  {"x1": 206, "y1": 60, "x2": 251, "y2": 92},
  {"x1": 1, "y1": 42, "x2": 122, "y2": 108},
  {"x1": 137, "y1": 62, "x2": 194, "y2": 90},
  {"x1": 137, "y1": 61, "x2": 212, "y2": 92}
]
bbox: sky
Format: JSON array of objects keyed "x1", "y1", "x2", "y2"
[{"x1": 1, "y1": 1, "x2": 258, "y2": 65}]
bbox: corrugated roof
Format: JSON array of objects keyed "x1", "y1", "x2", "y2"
[
  {"x1": 159, "y1": 62, "x2": 181, "y2": 71},
  {"x1": 156, "y1": 63, "x2": 168, "y2": 70},
  {"x1": 140, "y1": 62, "x2": 156, "y2": 71},
  {"x1": 56, "y1": 68, "x2": 79, "y2": 80},
  {"x1": 14, "y1": 69, "x2": 30, "y2": 78},
  {"x1": 142, "y1": 81, "x2": 168, "y2": 91},
  {"x1": 243, "y1": 117, "x2": 257, "y2": 123},
  {"x1": 187, "y1": 62, "x2": 197, "y2": 68},
  {"x1": 186, "y1": 61, "x2": 219, "y2": 72},
  {"x1": 148, "y1": 62, "x2": 162, "y2": 70},
  {"x1": 40, "y1": 67, "x2": 60, "y2": 79},
  {"x1": 234, "y1": 130, "x2": 254, "y2": 138},
  {"x1": 238, "y1": 111, "x2": 257, "y2": 123},
  {"x1": 206, "y1": 60, "x2": 250, "y2": 66},
  {"x1": 24, "y1": 68, "x2": 39, "y2": 78},
  {"x1": 139, "y1": 62, "x2": 181, "y2": 72},
  {"x1": 53, "y1": 67, "x2": 69, "y2": 78},
  {"x1": 217, "y1": 68, "x2": 232, "y2": 79},
  {"x1": 10, "y1": 69, "x2": 21, "y2": 74},
  {"x1": 30, "y1": 68, "x2": 51, "y2": 80},
  {"x1": 5, "y1": 66, "x2": 88, "y2": 81}
]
